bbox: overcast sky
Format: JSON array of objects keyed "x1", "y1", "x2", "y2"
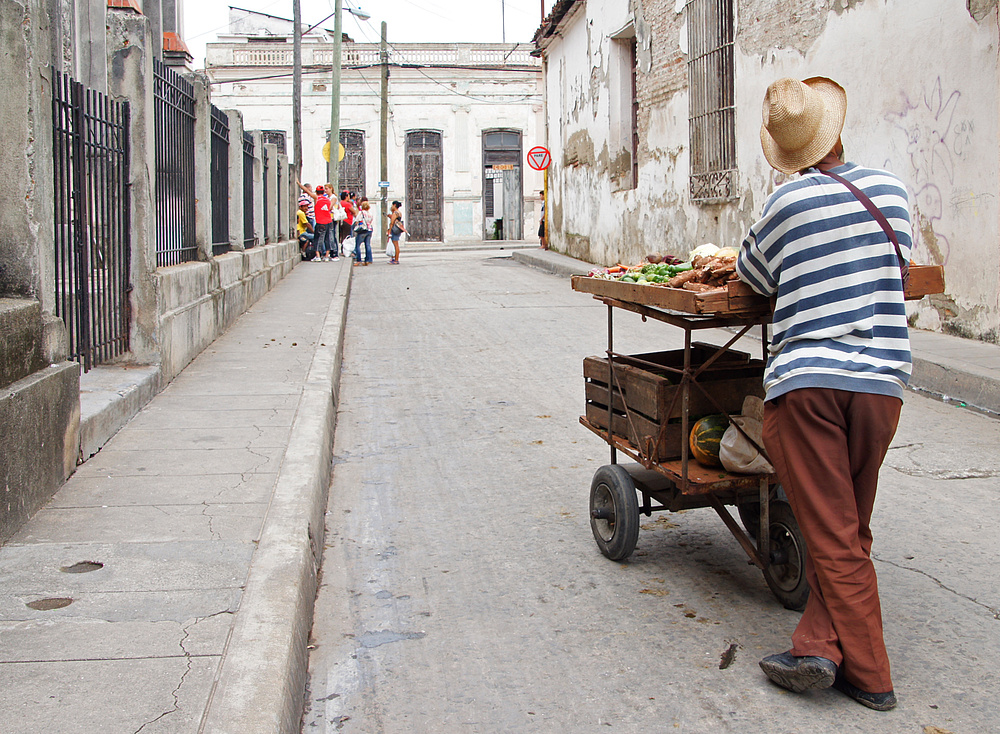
[{"x1": 184, "y1": 0, "x2": 555, "y2": 69}]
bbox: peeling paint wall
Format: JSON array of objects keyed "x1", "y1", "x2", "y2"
[{"x1": 541, "y1": 0, "x2": 1000, "y2": 342}]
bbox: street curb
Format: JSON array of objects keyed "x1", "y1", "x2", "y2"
[
  {"x1": 78, "y1": 364, "x2": 162, "y2": 461},
  {"x1": 911, "y1": 356, "x2": 1000, "y2": 415},
  {"x1": 200, "y1": 258, "x2": 352, "y2": 734},
  {"x1": 511, "y1": 248, "x2": 590, "y2": 278}
]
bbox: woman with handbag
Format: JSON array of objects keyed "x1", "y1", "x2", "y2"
[
  {"x1": 351, "y1": 200, "x2": 375, "y2": 266},
  {"x1": 386, "y1": 201, "x2": 406, "y2": 265}
]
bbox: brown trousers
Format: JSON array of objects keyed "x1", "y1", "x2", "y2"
[{"x1": 763, "y1": 388, "x2": 901, "y2": 694}]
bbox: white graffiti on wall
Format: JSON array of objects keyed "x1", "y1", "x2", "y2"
[{"x1": 884, "y1": 77, "x2": 975, "y2": 264}]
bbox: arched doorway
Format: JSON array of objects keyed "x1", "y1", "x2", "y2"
[{"x1": 405, "y1": 130, "x2": 443, "y2": 241}]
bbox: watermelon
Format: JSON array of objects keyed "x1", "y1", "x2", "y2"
[{"x1": 689, "y1": 414, "x2": 729, "y2": 467}]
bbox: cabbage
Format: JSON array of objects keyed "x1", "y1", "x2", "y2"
[{"x1": 689, "y1": 243, "x2": 720, "y2": 261}]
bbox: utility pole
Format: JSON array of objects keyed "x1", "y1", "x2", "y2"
[
  {"x1": 502, "y1": 0, "x2": 506, "y2": 43},
  {"x1": 380, "y1": 21, "x2": 389, "y2": 253},
  {"x1": 292, "y1": 0, "x2": 302, "y2": 183},
  {"x1": 328, "y1": 0, "x2": 343, "y2": 192}
]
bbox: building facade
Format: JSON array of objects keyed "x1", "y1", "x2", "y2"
[
  {"x1": 206, "y1": 14, "x2": 546, "y2": 242},
  {"x1": 535, "y1": 0, "x2": 1000, "y2": 342}
]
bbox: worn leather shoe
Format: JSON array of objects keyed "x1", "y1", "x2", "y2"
[
  {"x1": 759, "y1": 651, "x2": 838, "y2": 693},
  {"x1": 832, "y1": 671, "x2": 897, "y2": 711}
]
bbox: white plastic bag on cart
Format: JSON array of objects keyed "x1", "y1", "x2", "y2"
[{"x1": 720, "y1": 396, "x2": 773, "y2": 474}]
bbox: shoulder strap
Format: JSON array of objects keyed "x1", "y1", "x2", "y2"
[{"x1": 818, "y1": 169, "x2": 909, "y2": 290}]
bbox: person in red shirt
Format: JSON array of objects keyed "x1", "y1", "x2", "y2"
[
  {"x1": 338, "y1": 191, "x2": 357, "y2": 256},
  {"x1": 297, "y1": 181, "x2": 338, "y2": 260}
]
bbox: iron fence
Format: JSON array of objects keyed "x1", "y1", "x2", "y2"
[
  {"x1": 210, "y1": 104, "x2": 231, "y2": 255},
  {"x1": 153, "y1": 59, "x2": 197, "y2": 266},
  {"x1": 262, "y1": 144, "x2": 269, "y2": 240},
  {"x1": 243, "y1": 131, "x2": 255, "y2": 248},
  {"x1": 51, "y1": 69, "x2": 131, "y2": 372}
]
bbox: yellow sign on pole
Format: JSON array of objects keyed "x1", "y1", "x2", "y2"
[{"x1": 322, "y1": 142, "x2": 346, "y2": 163}]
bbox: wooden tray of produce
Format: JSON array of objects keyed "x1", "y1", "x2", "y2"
[{"x1": 572, "y1": 264, "x2": 944, "y2": 315}]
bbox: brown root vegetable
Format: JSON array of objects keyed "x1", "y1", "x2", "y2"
[
  {"x1": 646, "y1": 253, "x2": 663, "y2": 264},
  {"x1": 667, "y1": 269, "x2": 702, "y2": 287},
  {"x1": 683, "y1": 282, "x2": 723, "y2": 292}
]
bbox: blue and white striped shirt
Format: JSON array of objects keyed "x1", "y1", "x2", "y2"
[{"x1": 736, "y1": 163, "x2": 912, "y2": 402}]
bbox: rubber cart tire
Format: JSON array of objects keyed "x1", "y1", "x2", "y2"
[
  {"x1": 763, "y1": 500, "x2": 810, "y2": 611},
  {"x1": 589, "y1": 465, "x2": 640, "y2": 561},
  {"x1": 739, "y1": 485, "x2": 789, "y2": 539}
]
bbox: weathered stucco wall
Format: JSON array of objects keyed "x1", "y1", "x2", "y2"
[
  {"x1": 542, "y1": 0, "x2": 1000, "y2": 342},
  {"x1": 734, "y1": 0, "x2": 999, "y2": 341}
]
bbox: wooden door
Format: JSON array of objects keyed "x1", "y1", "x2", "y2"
[
  {"x1": 405, "y1": 130, "x2": 443, "y2": 242},
  {"x1": 482, "y1": 130, "x2": 523, "y2": 240},
  {"x1": 339, "y1": 130, "x2": 366, "y2": 198}
]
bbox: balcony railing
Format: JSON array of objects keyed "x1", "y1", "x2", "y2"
[{"x1": 215, "y1": 43, "x2": 541, "y2": 69}]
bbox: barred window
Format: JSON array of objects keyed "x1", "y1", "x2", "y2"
[
  {"x1": 262, "y1": 129, "x2": 287, "y2": 155},
  {"x1": 686, "y1": 0, "x2": 736, "y2": 202}
]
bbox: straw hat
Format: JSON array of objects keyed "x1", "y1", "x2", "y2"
[{"x1": 760, "y1": 77, "x2": 846, "y2": 174}]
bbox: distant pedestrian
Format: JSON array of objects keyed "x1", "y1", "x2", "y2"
[
  {"x1": 352, "y1": 200, "x2": 374, "y2": 266},
  {"x1": 338, "y1": 191, "x2": 356, "y2": 256},
  {"x1": 298, "y1": 184, "x2": 316, "y2": 225},
  {"x1": 386, "y1": 200, "x2": 406, "y2": 264},
  {"x1": 296, "y1": 201, "x2": 316, "y2": 260},
  {"x1": 538, "y1": 190, "x2": 548, "y2": 250}
]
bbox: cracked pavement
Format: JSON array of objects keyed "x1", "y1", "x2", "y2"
[{"x1": 0, "y1": 261, "x2": 345, "y2": 733}]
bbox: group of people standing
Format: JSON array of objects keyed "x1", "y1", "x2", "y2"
[{"x1": 296, "y1": 182, "x2": 406, "y2": 266}]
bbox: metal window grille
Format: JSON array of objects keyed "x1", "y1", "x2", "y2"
[
  {"x1": 210, "y1": 105, "x2": 231, "y2": 256},
  {"x1": 686, "y1": 0, "x2": 736, "y2": 201},
  {"x1": 243, "y1": 131, "x2": 255, "y2": 248},
  {"x1": 153, "y1": 59, "x2": 197, "y2": 265},
  {"x1": 262, "y1": 145, "x2": 269, "y2": 239},
  {"x1": 340, "y1": 130, "x2": 366, "y2": 198},
  {"x1": 51, "y1": 69, "x2": 132, "y2": 372}
]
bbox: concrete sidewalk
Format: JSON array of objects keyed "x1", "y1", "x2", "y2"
[
  {"x1": 514, "y1": 248, "x2": 1000, "y2": 416},
  {"x1": 0, "y1": 257, "x2": 351, "y2": 734}
]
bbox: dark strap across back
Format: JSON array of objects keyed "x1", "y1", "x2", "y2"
[{"x1": 819, "y1": 168, "x2": 910, "y2": 291}]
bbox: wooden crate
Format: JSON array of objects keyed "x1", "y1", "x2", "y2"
[
  {"x1": 572, "y1": 264, "x2": 945, "y2": 313},
  {"x1": 584, "y1": 347, "x2": 765, "y2": 462}
]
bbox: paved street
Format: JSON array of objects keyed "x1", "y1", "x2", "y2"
[{"x1": 303, "y1": 249, "x2": 1000, "y2": 734}]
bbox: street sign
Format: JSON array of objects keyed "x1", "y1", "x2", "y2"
[
  {"x1": 527, "y1": 146, "x2": 551, "y2": 171},
  {"x1": 378, "y1": 181, "x2": 390, "y2": 188},
  {"x1": 322, "y1": 142, "x2": 346, "y2": 163}
]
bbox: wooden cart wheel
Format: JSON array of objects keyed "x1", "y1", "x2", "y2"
[
  {"x1": 589, "y1": 465, "x2": 640, "y2": 561},
  {"x1": 763, "y1": 501, "x2": 810, "y2": 611}
]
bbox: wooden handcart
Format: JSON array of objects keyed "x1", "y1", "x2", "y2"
[{"x1": 571, "y1": 266, "x2": 945, "y2": 611}]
